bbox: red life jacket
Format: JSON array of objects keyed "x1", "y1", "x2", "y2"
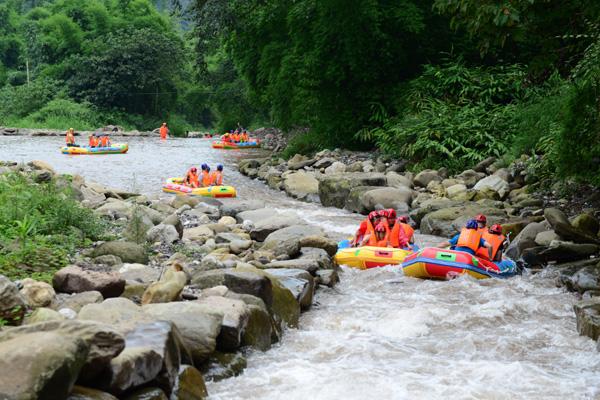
[
  {"x1": 457, "y1": 228, "x2": 483, "y2": 253},
  {"x1": 476, "y1": 232, "x2": 505, "y2": 260}
]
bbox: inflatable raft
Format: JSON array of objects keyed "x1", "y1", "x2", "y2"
[
  {"x1": 162, "y1": 177, "x2": 236, "y2": 198},
  {"x1": 334, "y1": 246, "x2": 413, "y2": 270},
  {"x1": 211, "y1": 140, "x2": 260, "y2": 149},
  {"x1": 402, "y1": 247, "x2": 518, "y2": 280},
  {"x1": 61, "y1": 143, "x2": 128, "y2": 155}
]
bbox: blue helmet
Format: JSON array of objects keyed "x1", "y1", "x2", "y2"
[
  {"x1": 200, "y1": 163, "x2": 207, "y2": 170},
  {"x1": 466, "y1": 219, "x2": 478, "y2": 230},
  {"x1": 217, "y1": 164, "x2": 223, "y2": 171},
  {"x1": 206, "y1": 166, "x2": 210, "y2": 172}
]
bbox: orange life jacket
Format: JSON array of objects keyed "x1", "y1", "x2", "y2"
[
  {"x1": 201, "y1": 170, "x2": 211, "y2": 187},
  {"x1": 389, "y1": 223, "x2": 408, "y2": 248},
  {"x1": 476, "y1": 232, "x2": 505, "y2": 260},
  {"x1": 211, "y1": 171, "x2": 223, "y2": 186},
  {"x1": 185, "y1": 170, "x2": 199, "y2": 187},
  {"x1": 456, "y1": 228, "x2": 483, "y2": 253},
  {"x1": 401, "y1": 223, "x2": 414, "y2": 242},
  {"x1": 88, "y1": 136, "x2": 94, "y2": 147},
  {"x1": 100, "y1": 136, "x2": 109, "y2": 147},
  {"x1": 160, "y1": 126, "x2": 168, "y2": 139},
  {"x1": 241, "y1": 133, "x2": 248, "y2": 142},
  {"x1": 366, "y1": 219, "x2": 391, "y2": 247}
]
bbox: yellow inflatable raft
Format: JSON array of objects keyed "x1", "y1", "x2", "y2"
[
  {"x1": 334, "y1": 246, "x2": 413, "y2": 270},
  {"x1": 162, "y1": 177, "x2": 236, "y2": 198},
  {"x1": 61, "y1": 143, "x2": 128, "y2": 155}
]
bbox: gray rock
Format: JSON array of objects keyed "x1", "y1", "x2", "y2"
[
  {"x1": 53, "y1": 291, "x2": 104, "y2": 313},
  {"x1": 183, "y1": 225, "x2": 214, "y2": 241},
  {"x1": 313, "y1": 157, "x2": 337, "y2": 169},
  {"x1": 574, "y1": 297, "x2": 600, "y2": 341},
  {"x1": 287, "y1": 154, "x2": 316, "y2": 170},
  {"x1": 53, "y1": 265, "x2": 125, "y2": 298},
  {"x1": 545, "y1": 208, "x2": 600, "y2": 244},
  {"x1": 264, "y1": 259, "x2": 321, "y2": 275},
  {"x1": 191, "y1": 269, "x2": 273, "y2": 309},
  {"x1": 141, "y1": 265, "x2": 187, "y2": 305},
  {"x1": 359, "y1": 187, "x2": 413, "y2": 213},
  {"x1": 318, "y1": 173, "x2": 387, "y2": 208},
  {"x1": 261, "y1": 225, "x2": 324, "y2": 258},
  {"x1": 162, "y1": 213, "x2": 183, "y2": 239},
  {"x1": 92, "y1": 241, "x2": 149, "y2": 264},
  {"x1": 0, "y1": 275, "x2": 27, "y2": 324},
  {"x1": 80, "y1": 185, "x2": 106, "y2": 209},
  {"x1": 94, "y1": 255, "x2": 123, "y2": 267},
  {"x1": 571, "y1": 213, "x2": 600, "y2": 237},
  {"x1": 505, "y1": 222, "x2": 547, "y2": 259},
  {"x1": 316, "y1": 269, "x2": 340, "y2": 287},
  {"x1": 419, "y1": 203, "x2": 506, "y2": 237},
  {"x1": 195, "y1": 296, "x2": 250, "y2": 351},
  {"x1": 298, "y1": 236, "x2": 338, "y2": 257},
  {"x1": 220, "y1": 199, "x2": 265, "y2": 217},
  {"x1": 283, "y1": 171, "x2": 319, "y2": 200},
  {"x1": 20, "y1": 278, "x2": 55, "y2": 308},
  {"x1": 299, "y1": 247, "x2": 333, "y2": 270},
  {"x1": 169, "y1": 365, "x2": 208, "y2": 400},
  {"x1": 456, "y1": 169, "x2": 486, "y2": 188},
  {"x1": 263, "y1": 269, "x2": 314, "y2": 311},
  {"x1": 473, "y1": 175, "x2": 510, "y2": 199},
  {"x1": 146, "y1": 224, "x2": 180, "y2": 245},
  {"x1": 230, "y1": 240, "x2": 253, "y2": 254},
  {"x1": 324, "y1": 161, "x2": 346, "y2": 175},
  {"x1": 118, "y1": 264, "x2": 159, "y2": 284},
  {"x1": 535, "y1": 230, "x2": 560, "y2": 246},
  {"x1": 413, "y1": 169, "x2": 441, "y2": 188},
  {"x1": 386, "y1": 171, "x2": 412, "y2": 189},
  {"x1": 473, "y1": 157, "x2": 496, "y2": 173}
]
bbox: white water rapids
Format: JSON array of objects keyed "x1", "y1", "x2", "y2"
[{"x1": 1, "y1": 136, "x2": 599, "y2": 399}]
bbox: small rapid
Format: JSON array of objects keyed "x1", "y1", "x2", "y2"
[{"x1": 2, "y1": 136, "x2": 599, "y2": 399}]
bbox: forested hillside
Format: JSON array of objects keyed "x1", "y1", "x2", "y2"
[{"x1": 1, "y1": 0, "x2": 599, "y2": 184}]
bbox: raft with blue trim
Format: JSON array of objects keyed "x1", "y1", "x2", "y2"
[
  {"x1": 334, "y1": 246, "x2": 413, "y2": 270},
  {"x1": 61, "y1": 143, "x2": 128, "y2": 155},
  {"x1": 401, "y1": 247, "x2": 517, "y2": 280},
  {"x1": 211, "y1": 140, "x2": 260, "y2": 149},
  {"x1": 162, "y1": 177, "x2": 236, "y2": 198}
]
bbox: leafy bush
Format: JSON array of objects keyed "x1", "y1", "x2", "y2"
[
  {"x1": 0, "y1": 172, "x2": 105, "y2": 281},
  {"x1": 0, "y1": 78, "x2": 60, "y2": 118},
  {"x1": 281, "y1": 130, "x2": 330, "y2": 159}
]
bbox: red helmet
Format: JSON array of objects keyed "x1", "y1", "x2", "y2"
[
  {"x1": 387, "y1": 209, "x2": 396, "y2": 220},
  {"x1": 475, "y1": 214, "x2": 487, "y2": 223},
  {"x1": 398, "y1": 215, "x2": 409, "y2": 223},
  {"x1": 377, "y1": 210, "x2": 387, "y2": 218},
  {"x1": 375, "y1": 222, "x2": 387, "y2": 232},
  {"x1": 489, "y1": 224, "x2": 503, "y2": 234},
  {"x1": 190, "y1": 167, "x2": 197, "y2": 173},
  {"x1": 368, "y1": 211, "x2": 378, "y2": 220}
]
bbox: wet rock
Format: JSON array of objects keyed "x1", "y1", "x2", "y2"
[
  {"x1": 559, "y1": 260, "x2": 600, "y2": 293},
  {"x1": 264, "y1": 259, "x2": 320, "y2": 275},
  {"x1": 283, "y1": 171, "x2": 319, "y2": 200},
  {"x1": 316, "y1": 269, "x2": 340, "y2": 287},
  {"x1": 23, "y1": 307, "x2": 65, "y2": 324},
  {"x1": 413, "y1": 169, "x2": 441, "y2": 188},
  {"x1": 505, "y1": 222, "x2": 547, "y2": 260},
  {"x1": 300, "y1": 247, "x2": 333, "y2": 270},
  {"x1": 535, "y1": 241, "x2": 600, "y2": 263},
  {"x1": 170, "y1": 365, "x2": 208, "y2": 400},
  {"x1": 261, "y1": 225, "x2": 324, "y2": 258},
  {"x1": 240, "y1": 210, "x2": 303, "y2": 242},
  {"x1": 191, "y1": 269, "x2": 273, "y2": 309},
  {"x1": 386, "y1": 171, "x2": 412, "y2": 189},
  {"x1": 68, "y1": 386, "x2": 118, "y2": 399},
  {"x1": 220, "y1": 199, "x2": 265, "y2": 217},
  {"x1": 574, "y1": 297, "x2": 600, "y2": 341},
  {"x1": 53, "y1": 265, "x2": 125, "y2": 298},
  {"x1": 0, "y1": 319, "x2": 126, "y2": 383},
  {"x1": 203, "y1": 352, "x2": 247, "y2": 383},
  {"x1": 456, "y1": 169, "x2": 486, "y2": 188},
  {"x1": 318, "y1": 172, "x2": 387, "y2": 208},
  {"x1": 147, "y1": 224, "x2": 180, "y2": 245},
  {"x1": 0, "y1": 275, "x2": 27, "y2": 324},
  {"x1": 141, "y1": 264, "x2": 187, "y2": 305},
  {"x1": 0, "y1": 331, "x2": 88, "y2": 400},
  {"x1": 419, "y1": 204, "x2": 506, "y2": 237},
  {"x1": 324, "y1": 161, "x2": 346, "y2": 175},
  {"x1": 410, "y1": 197, "x2": 459, "y2": 225},
  {"x1": 241, "y1": 302, "x2": 272, "y2": 351},
  {"x1": 142, "y1": 302, "x2": 223, "y2": 364},
  {"x1": 298, "y1": 235, "x2": 338, "y2": 257},
  {"x1": 359, "y1": 187, "x2": 413, "y2": 213},
  {"x1": 473, "y1": 175, "x2": 510, "y2": 199},
  {"x1": 20, "y1": 278, "x2": 55, "y2": 308},
  {"x1": 196, "y1": 296, "x2": 250, "y2": 351},
  {"x1": 264, "y1": 269, "x2": 314, "y2": 311},
  {"x1": 92, "y1": 241, "x2": 149, "y2": 264},
  {"x1": 571, "y1": 213, "x2": 600, "y2": 237},
  {"x1": 344, "y1": 185, "x2": 382, "y2": 213},
  {"x1": 545, "y1": 208, "x2": 600, "y2": 244},
  {"x1": 53, "y1": 291, "x2": 103, "y2": 313},
  {"x1": 123, "y1": 387, "x2": 167, "y2": 400},
  {"x1": 535, "y1": 230, "x2": 560, "y2": 246}
]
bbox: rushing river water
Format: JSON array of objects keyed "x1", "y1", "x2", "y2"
[{"x1": 1, "y1": 135, "x2": 599, "y2": 399}]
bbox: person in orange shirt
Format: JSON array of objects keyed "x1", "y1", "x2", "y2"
[
  {"x1": 88, "y1": 134, "x2": 99, "y2": 148},
  {"x1": 159, "y1": 122, "x2": 169, "y2": 140},
  {"x1": 99, "y1": 135, "x2": 110, "y2": 147},
  {"x1": 439, "y1": 219, "x2": 492, "y2": 258},
  {"x1": 476, "y1": 224, "x2": 506, "y2": 261},
  {"x1": 200, "y1": 164, "x2": 212, "y2": 187},
  {"x1": 184, "y1": 167, "x2": 199, "y2": 188},
  {"x1": 210, "y1": 164, "x2": 224, "y2": 186},
  {"x1": 65, "y1": 128, "x2": 76, "y2": 146}
]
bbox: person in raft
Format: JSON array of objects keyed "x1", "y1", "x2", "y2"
[
  {"x1": 184, "y1": 167, "x2": 200, "y2": 188},
  {"x1": 475, "y1": 214, "x2": 487, "y2": 232},
  {"x1": 200, "y1": 164, "x2": 212, "y2": 187},
  {"x1": 65, "y1": 128, "x2": 77, "y2": 147},
  {"x1": 359, "y1": 210, "x2": 394, "y2": 247},
  {"x1": 385, "y1": 209, "x2": 411, "y2": 250},
  {"x1": 98, "y1": 134, "x2": 111, "y2": 148},
  {"x1": 88, "y1": 134, "x2": 100, "y2": 148},
  {"x1": 210, "y1": 164, "x2": 224, "y2": 186},
  {"x1": 438, "y1": 219, "x2": 493, "y2": 259},
  {"x1": 159, "y1": 122, "x2": 169, "y2": 140},
  {"x1": 350, "y1": 211, "x2": 377, "y2": 247}
]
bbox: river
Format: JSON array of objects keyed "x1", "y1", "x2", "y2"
[{"x1": 1, "y1": 136, "x2": 599, "y2": 399}]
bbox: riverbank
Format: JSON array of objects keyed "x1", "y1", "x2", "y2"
[
  {"x1": 237, "y1": 149, "x2": 600, "y2": 344},
  {"x1": 0, "y1": 160, "x2": 339, "y2": 399}
]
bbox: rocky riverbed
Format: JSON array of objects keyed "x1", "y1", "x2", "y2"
[
  {"x1": 0, "y1": 160, "x2": 339, "y2": 399},
  {"x1": 238, "y1": 149, "x2": 600, "y2": 347}
]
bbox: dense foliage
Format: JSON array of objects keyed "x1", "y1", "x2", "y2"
[{"x1": 0, "y1": 171, "x2": 105, "y2": 282}]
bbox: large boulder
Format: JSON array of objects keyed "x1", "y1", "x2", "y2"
[
  {"x1": 20, "y1": 278, "x2": 55, "y2": 308},
  {"x1": 410, "y1": 198, "x2": 460, "y2": 225},
  {"x1": 80, "y1": 186, "x2": 107, "y2": 209},
  {"x1": 53, "y1": 291, "x2": 104, "y2": 313},
  {"x1": 23, "y1": 308, "x2": 65, "y2": 324},
  {"x1": 142, "y1": 302, "x2": 223, "y2": 364},
  {"x1": 358, "y1": 187, "x2": 413, "y2": 213},
  {"x1": 534, "y1": 241, "x2": 600, "y2": 264},
  {"x1": 545, "y1": 208, "x2": 600, "y2": 244},
  {"x1": 574, "y1": 297, "x2": 600, "y2": 341},
  {"x1": 344, "y1": 186, "x2": 382, "y2": 213},
  {"x1": 419, "y1": 203, "x2": 506, "y2": 237},
  {"x1": 559, "y1": 260, "x2": 600, "y2": 294},
  {"x1": 456, "y1": 169, "x2": 486, "y2": 188},
  {"x1": 95, "y1": 200, "x2": 134, "y2": 219},
  {"x1": 141, "y1": 264, "x2": 187, "y2": 305},
  {"x1": 300, "y1": 247, "x2": 334, "y2": 270},
  {"x1": 318, "y1": 173, "x2": 387, "y2": 208},
  {"x1": 263, "y1": 269, "x2": 315, "y2": 311},
  {"x1": 264, "y1": 259, "x2": 321, "y2": 275},
  {"x1": 283, "y1": 171, "x2": 319, "y2": 200},
  {"x1": 535, "y1": 230, "x2": 560, "y2": 246},
  {"x1": 53, "y1": 265, "x2": 125, "y2": 298},
  {"x1": 169, "y1": 365, "x2": 208, "y2": 400},
  {"x1": 68, "y1": 386, "x2": 118, "y2": 399},
  {"x1": 92, "y1": 241, "x2": 149, "y2": 264},
  {"x1": 0, "y1": 275, "x2": 27, "y2": 324},
  {"x1": 385, "y1": 172, "x2": 412, "y2": 189},
  {"x1": 287, "y1": 154, "x2": 315, "y2": 170},
  {"x1": 118, "y1": 264, "x2": 159, "y2": 284},
  {"x1": 445, "y1": 184, "x2": 470, "y2": 201},
  {"x1": 0, "y1": 319, "x2": 125, "y2": 383},
  {"x1": 473, "y1": 175, "x2": 510, "y2": 199},
  {"x1": 146, "y1": 224, "x2": 180, "y2": 245},
  {"x1": 0, "y1": 332, "x2": 89, "y2": 400},
  {"x1": 324, "y1": 161, "x2": 346, "y2": 175},
  {"x1": 413, "y1": 169, "x2": 441, "y2": 188},
  {"x1": 505, "y1": 222, "x2": 547, "y2": 259},
  {"x1": 249, "y1": 214, "x2": 303, "y2": 242},
  {"x1": 261, "y1": 225, "x2": 324, "y2": 258},
  {"x1": 220, "y1": 199, "x2": 265, "y2": 217},
  {"x1": 191, "y1": 269, "x2": 273, "y2": 309},
  {"x1": 298, "y1": 235, "x2": 338, "y2": 257},
  {"x1": 195, "y1": 296, "x2": 250, "y2": 352},
  {"x1": 571, "y1": 213, "x2": 600, "y2": 237}
]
